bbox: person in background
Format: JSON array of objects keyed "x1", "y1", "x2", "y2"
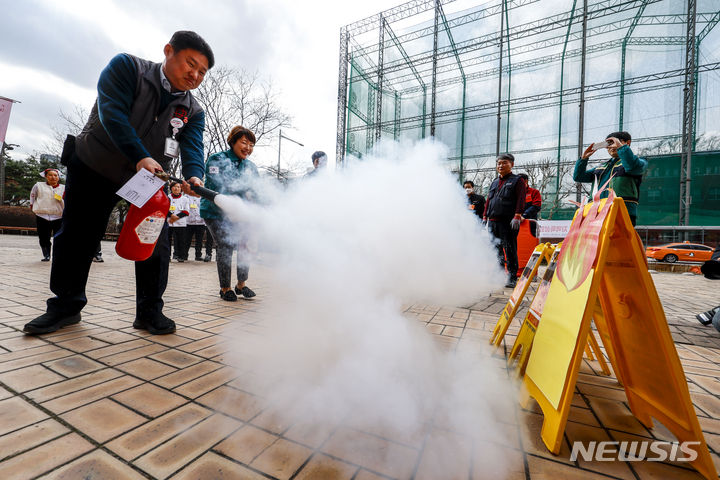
[
  {"x1": 696, "y1": 245, "x2": 720, "y2": 329},
  {"x1": 29, "y1": 168, "x2": 65, "y2": 262},
  {"x1": 93, "y1": 243, "x2": 104, "y2": 263},
  {"x1": 483, "y1": 154, "x2": 527, "y2": 288},
  {"x1": 24, "y1": 30, "x2": 213, "y2": 335},
  {"x1": 517, "y1": 173, "x2": 542, "y2": 237},
  {"x1": 463, "y1": 180, "x2": 485, "y2": 221},
  {"x1": 168, "y1": 181, "x2": 190, "y2": 262},
  {"x1": 201, "y1": 125, "x2": 259, "y2": 301},
  {"x1": 574, "y1": 131, "x2": 647, "y2": 226},
  {"x1": 306, "y1": 151, "x2": 327, "y2": 177},
  {"x1": 201, "y1": 225, "x2": 214, "y2": 262},
  {"x1": 185, "y1": 190, "x2": 213, "y2": 261}
]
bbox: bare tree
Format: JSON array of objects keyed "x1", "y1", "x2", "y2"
[
  {"x1": 517, "y1": 157, "x2": 575, "y2": 219},
  {"x1": 45, "y1": 105, "x2": 89, "y2": 157},
  {"x1": 194, "y1": 66, "x2": 292, "y2": 158}
]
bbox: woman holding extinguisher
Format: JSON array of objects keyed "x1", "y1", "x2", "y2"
[
  {"x1": 201, "y1": 125, "x2": 259, "y2": 301},
  {"x1": 29, "y1": 168, "x2": 65, "y2": 261}
]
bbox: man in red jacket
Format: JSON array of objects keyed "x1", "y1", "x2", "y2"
[{"x1": 518, "y1": 173, "x2": 541, "y2": 238}]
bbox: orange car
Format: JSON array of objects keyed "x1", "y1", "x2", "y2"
[{"x1": 645, "y1": 241, "x2": 714, "y2": 263}]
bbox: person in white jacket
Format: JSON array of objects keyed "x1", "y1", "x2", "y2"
[
  {"x1": 167, "y1": 182, "x2": 190, "y2": 262},
  {"x1": 29, "y1": 169, "x2": 65, "y2": 261},
  {"x1": 185, "y1": 193, "x2": 213, "y2": 261}
]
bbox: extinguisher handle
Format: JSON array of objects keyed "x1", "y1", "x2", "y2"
[{"x1": 190, "y1": 184, "x2": 219, "y2": 202}]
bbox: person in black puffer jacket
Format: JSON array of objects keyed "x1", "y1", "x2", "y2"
[{"x1": 483, "y1": 153, "x2": 526, "y2": 288}]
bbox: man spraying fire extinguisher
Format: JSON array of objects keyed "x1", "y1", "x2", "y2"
[{"x1": 24, "y1": 31, "x2": 214, "y2": 336}]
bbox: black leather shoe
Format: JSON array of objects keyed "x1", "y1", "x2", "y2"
[
  {"x1": 133, "y1": 314, "x2": 176, "y2": 335},
  {"x1": 220, "y1": 289, "x2": 237, "y2": 301},
  {"x1": 41, "y1": 256, "x2": 50, "y2": 262},
  {"x1": 24, "y1": 312, "x2": 81, "y2": 334},
  {"x1": 235, "y1": 286, "x2": 256, "y2": 298}
]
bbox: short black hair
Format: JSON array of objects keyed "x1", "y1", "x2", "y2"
[
  {"x1": 463, "y1": 180, "x2": 474, "y2": 187},
  {"x1": 518, "y1": 173, "x2": 528, "y2": 181},
  {"x1": 497, "y1": 153, "x2": 515, "y2": 163},
  {"x1": 169, "y1": 31, "x2": 215, "y2": 69},
  {"x1": 606, "y1": 131, "x2": 631, "y2": 142}
]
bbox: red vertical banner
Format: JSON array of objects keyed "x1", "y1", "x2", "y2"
[{"x1": 0, "y1": 98, "x2": 14, "y2": 144}]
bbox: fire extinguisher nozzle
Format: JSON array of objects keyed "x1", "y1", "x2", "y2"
[
  {"x1": 153, "y1": 172, "x2": 219, "y2": 202},
  {"x1": 190, "y1": 184, "x2": 219, "y2": 202}
]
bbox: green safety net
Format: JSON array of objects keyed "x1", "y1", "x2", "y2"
[{"x1": 343, "y1": 0, "x2": 720, "y2": 226}]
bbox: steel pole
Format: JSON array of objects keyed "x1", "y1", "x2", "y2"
[
  {"x1": 277, "y1": 129, "x2": 282, "y2": 180},
  {"x1": 0, "y1": 142, "x2": 6, "y2": 204}
]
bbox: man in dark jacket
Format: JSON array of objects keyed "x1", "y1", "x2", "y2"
[
  {"x1": 483, "y1": 154, "x2": 527, "y2": 288},
  {"x1": 24, "y1": 31, "x2": 214, "y2": 336},
  {"x1": 463, "y1": 180, "x2": 485, "y2": 220}
]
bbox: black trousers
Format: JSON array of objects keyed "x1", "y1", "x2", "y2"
[
  {"x1": 489, "y1": 219, "x2": 519, "y2": 279},
  {"x1": 47, "y1": 153, "x2": 170, "y2": 319},
  {"x1": 205, "y1": 218, "x2": 250, "y2": 289},
  {"x1": 35, "y1": 216, "x2": 62, "y2": 257},
  {"x1": 168, "y1": 226, "x2": 188, "y2": 260},
  {"x1": 187, "y1": 224, "x2": 213, "y2": 258}
]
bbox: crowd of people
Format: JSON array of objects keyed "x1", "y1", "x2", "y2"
[
  {"x1": 20, "y1": 29, "x2": 714, "y2": 338},
  {"x1": 464, "y1": 131, "x2": 648, "y2": 289}
]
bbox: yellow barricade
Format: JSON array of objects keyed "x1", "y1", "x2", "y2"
[
  {"x1": 489, "y1": 243, "x2": 554, "y2": 347},
  {"x1": 509, "y1": 243, "x2": 611, "y2": 378},
  {"x1": 520, "y1": 195, "x2": 717, "y2": 480},
  {"x1": 508, "y1": 244, "x2": 561, "y2": 376}
]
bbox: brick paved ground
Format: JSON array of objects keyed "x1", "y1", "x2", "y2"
[{"x1": 1, "y1": 235, "x2": 720, "y2": 479}]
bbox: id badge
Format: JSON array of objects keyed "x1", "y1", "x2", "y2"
[
  {"x1": 54, "y1": 193, "x2": 63, "y2": 201},
  {"x1": 164, "y1": 137, "x2": 180, "y2": 158}
]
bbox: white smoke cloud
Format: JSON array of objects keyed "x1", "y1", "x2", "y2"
[{"x1": 215, "y1": 139, "x2": 516, "y2": 474}]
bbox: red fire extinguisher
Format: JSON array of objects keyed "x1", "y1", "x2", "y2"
[{"x1": 115, "y1": 186, "x2": 170, "y2": 261}]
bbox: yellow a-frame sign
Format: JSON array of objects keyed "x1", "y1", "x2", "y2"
[
  {"x1": 490, "y1": 243, "x2": 554, "y2": 347},
  {"x1": 521, "y1": 195, "x2": 717, "y2": 480}
]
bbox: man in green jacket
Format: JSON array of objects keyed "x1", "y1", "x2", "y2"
[{"x1": 573, "y1": 131, "x2": 647, "y2": 226}]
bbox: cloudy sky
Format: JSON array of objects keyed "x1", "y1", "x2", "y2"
[{"x1": 0, "y1": 0, "x2": 390, "y2": 171}]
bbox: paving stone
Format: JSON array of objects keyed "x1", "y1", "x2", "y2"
[
  {"x1": 293, "y1": 453, "x2": 358, "y2": 479},
  {"x1": 112, "y1": 383, "x2": 187, "y2": 418},
  {"x1": 172, "y1": 451, "x2": 267, "y2": 480},
  {"x1": 0, "y1": 364, "x2": 65, "y2": 392},
  {"x1": 25, "y1": 368, "x2": 122, "y2": 403},
  {"x1": 41, "y1": 376, "x2": 142, "y2": 414},
  {"x1": 60, "y1": 398, "x2": 147, "y2": 443},
  {"x1": 0, "y1": 418, "x2": 68, "y2": 461},
  {"x1": 0, "y1": 433, "x2": 93, "y2": 479},
  {"x1": 322, "y1": 427, "x2": 419, "y2": 480},
  {"x1": 134, "y1": 413, "x2": 242, "y2": 479},
  {"x1": 214, "y1": 424, "x2": 279, "y2": 465},
  {"x1": 43, "y1": 354, "x2": 104, "y2": 377},
  {"x1": 196, "y1": 385, "x2": 263, "y2": 421},
  {"x1": 107, "y1": 403, "x2": 212, "y2": 461},
  {"x1": 0, "y1": 396, "x2": 49, "y2": 436},
  {"x1": 250, "y1": 438, "x2": 314, "y2": 480},
  {"x1": 1, "y1": 237, "x2": 719, "y2": 480},
  {"x1": 42, "y1": 449, "x2": 147, "y2": 480}
]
